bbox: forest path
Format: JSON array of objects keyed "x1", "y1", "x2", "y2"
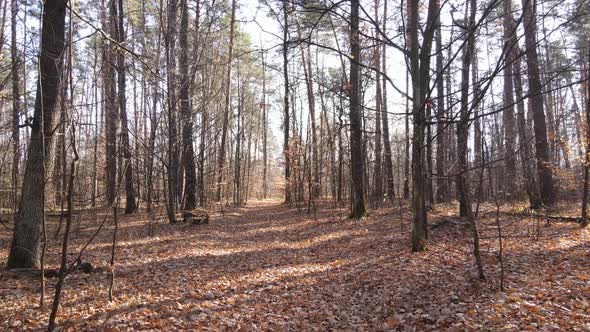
[{"x1": 2, "y1": 201, "x2": 590, "y2": 330}]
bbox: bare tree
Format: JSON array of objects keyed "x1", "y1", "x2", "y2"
[
  {"x1": 283, "y1": 0, "x2": 292, "y2": 205},
  {"x1": 114, "y1": 0, "x2": 137, "y2": 214},
  {"x1": 10, "y1": 0, "x2": 20, "y2": 211},
  {"x1": 409, "y1": 0, "x2": 438, "y2": 251},
  {"x1": 180, "y1": 0, "x2": 197, "y2": 210},
  {"x1": 216, "y1": 0, "x2": 237, "y2": 202},
  {"x1": 522, "y1": 0, "x2": 555, "y2": 205},
  {"x1": 7, "y1": 0, "x2": 67, "y2": 268},
  {"x1": 166, "y1": 0, "x2": 179, "y2": 223},
  {"x1": 349, "y1": 0, "x2": 367, "y2": 218}
]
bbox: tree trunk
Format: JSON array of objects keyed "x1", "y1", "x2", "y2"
[
  {"x1": 372, "y1": 0, "x2": 383, "y2": 207},
  {"x1": 10, "y1": 0, "x2": 20, "y2": 211},
  {"x1": 166, "y1": 0, "x2": 179, "y2": 223},
  {"x1": 456, "y1": 0, "x2": 485, "y2": 280},
  {"x1": 216, "y1": 0, "x2": 237, "y2": 202},
  {"x1": 522, "y1": 0, "x2": 555, "y2": 205},
  {"x1": 501, "y1": 0, "x2": 517, "y2": 197},
  {"x1": 380, "y1": 0, "x2": 395, "y2": 201},
  {"x1": 7, "y1": 0, "x2": 67, "y2": 269},
  {"x1": 434, "y1": 10, "x2": 446, "y2": 203},
  {"x1": 261, "y1": 49, "x2": 268, "y2": 199},
  {"x1": 144, "y1": 0, "x2": 160, "y2": 213},
  {"x1": 410, "y1": 0, "x2": 438, "y2": 251},
  {"x1": 456, "y1": 0, "x2": 473, "y2": 219},
  {"x1": 179, "y1": 0, "x2": 196, "y2": 210},
  {"x1": 297, "y1": 37, "x2": 319, "y2": 200},
  {"x1": 282, "y1": 0, "x2": 291, "y2": 205},
  {"x1": 512, "y1": 45, "x2": 542, "y2": 207},
  {"x1": 114, "y1": 0, "x2": 137, "y2": 214},
  {"x1": 404, "y1": 69, "x2": 410, "y2": 200},
  {"x1": 349, "y1": 0, "x2": 366, "y2": 218},
  {"x1": 581, "y1": 36, "x2": 590, "y2": 226},
  {"x1": 408, "y1": 0, "x2": 425, "y2": 250},
  {"x1": 103, "y1": 0, "x2": 117, "y2": 206}
]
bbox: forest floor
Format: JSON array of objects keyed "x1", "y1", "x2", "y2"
[{"x1": 1, "y1": 199, "x2": 590, "y2": 331}]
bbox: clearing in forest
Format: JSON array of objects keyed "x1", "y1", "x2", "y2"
[{"x1": 1, "y1": 200, "x2": 590, "y2": 330}]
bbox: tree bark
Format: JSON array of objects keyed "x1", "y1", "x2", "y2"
[
  {"x1": 456, "y1": 0, "x2": 485, "y2": 279},
  {"x1": 216, "y1": 0, "x2": 237, "y2": 202},
  {"x1": 381, "y1": 0, "x2": 395, "y2": 201},
  {"x1": 522, "y1": 0, "x2": 555, "y2": 205},
  {"x1": 349, "y1": 0, "x2": 367, "y2": 219},
  {"x1": 10, "y1": 0, "x2": 20, "y2": 211},
  {"x1": 501, "y1": 0, "x2": 517, "y2": 197},
  {"x1": 166, "y1": 0, "x2": 179, "y2": 223},
  {"x1": 372, "y1": 0, "x2": 383, "y2": 207},
  {"x1": 282, "y1": 0, "x2": 291, "y2": 205},
  {"x1": 409, "y1": 0, "x2": 438, "y2": 251},
  {"x1": 113, "y1": 0, "x2": 137, "y2": 214},
  {"x1": 409, "y1": 0, "x2": 425, "y2": 250},
  {"x1": 103, "y1": 0, "x2": 118, "y2": 206},
  {"x1": 179, "y1": 0, "x2": 196, "y2": 210},
  {"x1": 435, "y1": 9, "x2": 446, "y2": 203},
  {"x1": 582, "y1": 36, "x2": 590, "y2": 227},
  {"x1": 7, "y1": 0, "x2": 67, "y2": 269},
  {"x1": 456, "y1": 0, "x2": 473, "y2": 219},
  {"x1": 261, "y1": 49, "x2": 268, "y2": 199}
]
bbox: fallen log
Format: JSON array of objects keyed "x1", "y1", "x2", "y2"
[
  {"x1": 482, "y1": 210, "x2": 582, "y2": 224},
  {"x1": 183, "y1": 209, "x2": 210, "y2": 225}
]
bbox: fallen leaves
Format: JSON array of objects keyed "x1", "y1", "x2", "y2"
[{"x1": 0, "y1": 200, "x2": 589, "y2": 330}]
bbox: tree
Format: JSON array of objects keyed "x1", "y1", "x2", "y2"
[
  {"x1": 348, "y1": 0, "x2": 367, "y2": 219},
  {"x1": 10, "y1": 0, "x2": 20, "y2": 211},
  {"x1": 582, "y1": 35, "x2": 590, "y2": 227},
  {"x1": 104, "y1": 0, "x2": 118, "y2": 206},
  {"x1": 409, "y1": 0, "x2": 438, "y2": 251},
  {"x1": 505, "y1": 1, "x2": 542, "y2": 208},
  {"x1": 381, "y1": 0, "x2": 395, "y2": 201},
  {"x1": 372, "y1": 0, "x2": 383, "y2": 207},
  {"x1": 180, "y1": 0, "x2": 197, "y2": 210},
  {"x1": 522, "y1": 0, "x2": 555, "y2": 205},
  {"x1": 166, "y1": 0, "x2": 180, "y2": 223},
  {"x1": 114, "y1": 0, "x2": 137, "y2": 214},
  {"x1": 282, "y1": 0, "x2": 292, "y2": 205},
  {"x1": 7, "y1": 0, "x2": 68, "y2": 268},
  {"x1": 434, "y1": 5, "x2": 446, "y2": 203},
  {"x1": 261, "y1": 49, "x2": 268, "y2": 199},
  {"x1": 455, "y1": 0, "x2": 485, "y2": 279},
  {"x1": 216, "y1": 0, "x2": 237, "y2": 202},
  {"x1": 501, "y1": 0, "x2": 518, "y2": 197}
]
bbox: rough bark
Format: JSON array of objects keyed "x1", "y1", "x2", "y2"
[
  {"x1": 512, "y1": 45, "x2": 542, "y2": 208},
  {"x1": 103, "y1": 0, "x2": 118, "y2": 206},
  {"x1": 216, "y1": 0, "x2": 237, "y2": 202},
  {"x1": 282, "y1": 0, "x2": 291, "y2": 205},
  {"x1": 582, "y1": 37, "x2": 590, "y2": 226},
  {"x1": 10, "y1": 0, "x2": 19, "y2": 211},
  {"x1": 501, "y1": 0, "x2": 517, "y2": 197},
  {"x1": 166, "y1": 0, "x2": 179, "y2": 223},
  {"x1": 7, "y1": 0, "x2": 67, "y2": 269},
  {"x1": 456, "y1": 0, "x2": 485, "y2": 280},
  {"x1": 262, "y1": 50, "x2": 268, "y2": 199},
  {"x1": 349, "y1": 0, "x2": 367, "y2": 218},
  {"x1": 372, "y1": 0, "x2": 383, "y2": 207},
  {"x1": 522, "y1": 0, "x2": 555, "y2": 205},
  {"x1": 381, "y1": 0, "x2": 394, "y2": 200},
  {"x1": 179, "y1": 0, "x2": 197, "y2": 210},
  {"x1": 434, "y1": 9, "x2": 446, "y2": 203},
  {"x1": 114, "y1": 0, "x2": 137, "y2": 214}
]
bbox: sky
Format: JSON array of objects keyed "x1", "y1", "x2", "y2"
[{"x1": 237, "y1": 0, "x2": 410, "y2": 139}]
